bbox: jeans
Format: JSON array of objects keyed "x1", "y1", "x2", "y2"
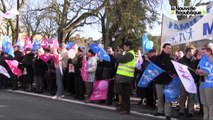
[{"x1": 55, "y1": 69, "x2": 64, "y2": 97}]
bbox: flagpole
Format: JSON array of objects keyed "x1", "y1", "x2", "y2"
[
  {"x1": 187, "y1": 67, "x2": 196, "y2": 73},
  {"x1": 160, "y1": 14, "x2": 164, "y2": 51}
]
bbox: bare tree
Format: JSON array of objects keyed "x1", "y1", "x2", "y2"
[
  {"x1": 0, "y1": 0, "x2": 26, "y2": 44},
  {"x1": 34, "y1": 0, "x2": 108, "y2": 44}
]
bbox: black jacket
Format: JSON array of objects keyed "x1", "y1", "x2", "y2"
[
  {"x1": 73, "y1": 54, "x2": 83, "y2": 74},
  {"x1": 14, "y1": 50, "x2": 23, "y2": 62},
  {"x1": 34, "y1": 57, "x2": 48, "y2": 76},
  {"x1": 103, "y1": 54, "x2": 116, "y2": 78},
  {"x1": 22, "y1": 52, "x2": 35, "y2": 76},
  {"x1": 154, "y1": 51, "x2": 176, "y2": 85}
]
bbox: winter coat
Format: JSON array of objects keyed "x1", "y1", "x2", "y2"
[
  {"x1": 86, "y1": 56, "x2": 97, "y2": 82},
  {"x1": 153, "y1": 51, "x2": 176, "y2": 85}
]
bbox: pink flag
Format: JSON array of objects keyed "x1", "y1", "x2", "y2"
[
  {"x1": 81, "y1": 55, "x2": 88, "y2": 81},
  {"x1": 41, "y1": 37, "x2": 48, "y2": 48},
  {"x1": 39, "y1": 54, "x2": 53, "y2": 62},
  {"x1": 5, "y1": 60, "x2": 22, "y2": 77},
  {"x1": 90, "y1": 80, "x2": 108, "y2": 101},
  {"x1": 52, "y1": 54, "x2": 59, "y2": 65},
  {"x1": 53, "y1": 39, "x2": 59, "y2": 48},
  {"x1": 24, "y1": 35, "x2": 32, "y2": 50}
]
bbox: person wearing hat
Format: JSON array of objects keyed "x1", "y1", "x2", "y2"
[
  {"x1": 115, "y1": 41, "x2": 136, "y2": 114},
  {"x1": 72, "y1": 47, "x2": 85, "y2": 100},
  {"x1": 85, "y1": 49, "x2": 97, "y2": 103}
]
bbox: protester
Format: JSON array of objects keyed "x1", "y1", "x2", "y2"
[
  {"x1": 153, "y1": 43, "x2": 176, "y2": 120},
  {"x1": 45, "y1": 48, "x2": 56, "y2": 95},
  {"x1": 59, "y1": 44, "x2": 69, "y2": 91},
  {"x1": 22, "y1": 48, "x2": 35, "y2": 92},
  {"x1": 72, "y1": 47, "x2": 85, "y2": 100},
  {"x1": 66, "y1": 58, "x2": 76, "y2": 95},
  {"x1": 51, "y1": 47, "x2": 65, "y2": 99},
  {"x1": 115, "y1": 40, "x2": 136, "y2": 115},
  {"x1": 178, "y1": 47, "x2": 198, "y2": 118},
  {"x1": 85, "y1": 49, "x2": 97, "y2": 103},
  {"x1": 145, "y1": 49, "x2": 157, "y2": 109},
  {"x1": 196, "y1": 47, "x2": 213, "y2": 120},
  {"x1": 34, "y1": 48, "x2": 48, "y2": 93},
  {"x1": 102, "y1": 47, "x2": 116, "y2": 105}
]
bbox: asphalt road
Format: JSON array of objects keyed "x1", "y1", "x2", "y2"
[{"x1": 0, "y1": 90, "x2": 161, "y2": 120}]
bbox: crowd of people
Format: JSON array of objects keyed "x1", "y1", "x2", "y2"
[{"x1": 0, "y1": 39, "x2": 212, "y2": 120}]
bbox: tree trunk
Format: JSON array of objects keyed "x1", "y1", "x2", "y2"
[
  {"x1": 8, "y1": 19, "x2": 16, "y2": 45},
  {"x1": 58, "y1": 27, "x2": 64, "y2": 44}
]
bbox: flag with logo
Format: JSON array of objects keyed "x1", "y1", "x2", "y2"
[
  {"x1": 163, "y1": 76, "x2": 181, "y2": 102},
  {"x1": 171, "y1": 60, "x2": 197, "y2": 93},
  {"x1": 5, "y1": 60, "x2": 22, "y2": 77},
  {"x1": 137, "y1": 62, "x2": 163, "y2": 87},
  {"x1": 90, "y1": 80, "x2": 108, "y2": 101},
  {"x1": 198, "y1": 54, "x2": 213, "y2": 88}
]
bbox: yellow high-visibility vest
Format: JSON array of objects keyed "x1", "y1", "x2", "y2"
[{"x1": 116, "y1": 50, "x2": 136, "y2": 77}]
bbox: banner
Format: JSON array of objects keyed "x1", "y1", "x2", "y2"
[
  {"x1": 198, "y1": 54, "x2": 213, "y2": 88},
  {"x1": 0, "y1": 65, "x2": 10, "y2": 78},
  {"x1": 137, "y1": 62, "x2": 163, "y2": 88},
  {"x1": 90, "y1": 80, "x2": 108, "y2": 101},
  {"x1": 171, "y1": 60, "x2": 197, "y2": 93},
  {"x1": 161, "y1": 10, "x2": 213, "y2": 46}
]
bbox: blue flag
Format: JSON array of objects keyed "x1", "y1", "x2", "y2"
[
  {"x1": 198, "y1": 54, "x2": 213, "y2": 88},
  {"x1": 163, "y1": 76, "x2": 181, "y2": 102},
  {"x1": 99, "y1": 49, "x2": 110, "y2": 62},
  {"x1": 2, "y1": 36, "x2": 10, "y2": 46},
  {"x1": 66, "y1": 42, "x2": 75, "y2": 50},
  {"x1": 32, "y1": 39, "x2": 41, "y2": 51},
  {"x1": 199, "y1": 54, "x2": 212, "y2": 74},
  {"x1": 16, "y1": 40, "x2": 24, "y2": 51},
  {"x1": 137, "y1": 62, "x2": 163, "y2": 87},
  {"x1": 2, "y1": 41, "x2": 14, "y2": 57},
  {"x1": 89, "y1": 44, "x2": 102, "y2": 54}
]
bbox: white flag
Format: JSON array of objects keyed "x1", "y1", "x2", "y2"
[
  {"x1": 0, "y1": 65, "x2": 10, "y2": 78},
  {"x1": 171, "y1": 60, "x2": 197, "y2": 93},
  {"x1": 135, "y1": 50, "x2": 143, "y2": 70}
]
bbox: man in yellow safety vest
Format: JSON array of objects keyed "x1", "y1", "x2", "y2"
[{"x1": 115, "y1": 40, "x2": 136, "y2": 115}]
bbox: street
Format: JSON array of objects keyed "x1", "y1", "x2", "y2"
[{"x1": 0, "y1": 90, "x2": 161, "y2": 120}]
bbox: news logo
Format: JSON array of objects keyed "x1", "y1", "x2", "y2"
[{"x1": 171, "y1": 6, "x2": 206, "y2": 16}]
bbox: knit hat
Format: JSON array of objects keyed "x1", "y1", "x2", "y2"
[{"x1": 88, "y1": 49, "x2": 95, "y2": 55}]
